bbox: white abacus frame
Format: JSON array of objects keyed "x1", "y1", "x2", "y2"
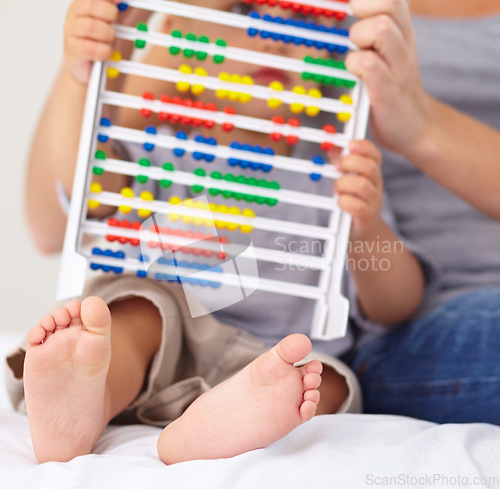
[{"x1": 57, "y1": 0, "x2": 370, "y2": 341}]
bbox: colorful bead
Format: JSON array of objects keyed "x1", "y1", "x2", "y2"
[
  {"x1": 88, "y1": 182, "x2": 102, "y2": 209},
  {"x1": 135, "y1": 23, "x2": 148, "y2": 49},
  {"x1": 138, "y1": 191, "x2": 154, "y2": 218},
  {"x1": 337, "y1": 94, "x2": 353, "y2": 122},
  {"x1": 107, "y1": 51, "x2": 121, "y2": 79},
  {"x1": 119, "y1": 187, "x2": 134, "y2": 214}
]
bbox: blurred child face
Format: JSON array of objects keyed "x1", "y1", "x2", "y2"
[{"x1": 162, "y1": 0, "x2": 326, "y2": 120}]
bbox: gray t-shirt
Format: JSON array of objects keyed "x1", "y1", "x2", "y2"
[{"x1": 370, "y1": 14, "x2": 500, "y2": 323}]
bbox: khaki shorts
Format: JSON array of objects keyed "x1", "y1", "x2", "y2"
[{"x1": 4, "y1": 275, "x2": 362, "y2": 427}]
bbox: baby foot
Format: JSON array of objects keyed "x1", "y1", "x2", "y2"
[
  {"x1": 157, "y1": 333, "x2": 322, "y2": 464},
  {"x1": 24, "y1": 296, "x2": 112, "y2": 463}
]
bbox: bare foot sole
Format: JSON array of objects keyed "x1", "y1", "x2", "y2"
[
  {"x1": 157, "y1": 333, "x2": 322, "y2": 464},
  {"x1": 24, "y1": 296, "x2": 112, "y2": 463}
]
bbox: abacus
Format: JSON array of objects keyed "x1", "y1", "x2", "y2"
[{"x1": 57, "y1": 0, "x2": 370, "y2": 340}]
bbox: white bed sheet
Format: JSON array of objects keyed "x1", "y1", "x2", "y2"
[{"x1": 2, "y1": 333, "x2": 500, "y2": 489}]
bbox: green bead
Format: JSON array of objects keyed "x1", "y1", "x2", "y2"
[
  {"x1": 224, "y1": 173, "x2": 236, "y2": 182},
  {"x1": 312, "y1": 74, "x2": 324, "y2": 84},
  {"x1": 95, "y1": 150, "x2": 106, "y2": 160},
  {"x1": 196, "y1": 51, "x2": 208, "y2": 61},
  {"x1": 233, "y1": 193, "x2": 244, "y2": 201},
  {"x1": 255, "y1": 195, "x2": 266, "y2": 205},
  {"x1": 93, "y1": 166, "x2": 104, "y2": 176},
  {"x1": 199, "y1": 35, "x2": 209, "y2": 44},
  {"x1": 243, "y1": 194, "x2": 254, "y2": 203},
  {"x1": 213, "y1": 38, "x2": 226, "y2": 64},
  {"x1": 136, "y1": 175, "x2": 148, "y2": 184},
  {"x1": 135, "y1": 23, "x2": 148, "y2": 49},
  {"x1": 183, "y1": 48, "x2": 196, "y2": 58},
  {"x1": 215, "y1": 38, "x2": 227, "y2": 47},
  {"x1": 213, "y1": 55, "x2": 225, "y2": 64},
  {"x1": 163, "y1": 162, "x2": 174, "y2": 172},
  {"x1": 222, "y1": 190, "x2": 233, "y2": 199},
  {"x1": 236, "y1": 175, "x2": 247, "y2": 185},
  {"x1": 194, "y1": 168, "x2": 206, "y2": 176},
  {"x1": 191, "y1": 185, "x2": 204, "y2": 193},
  {"x1": 160, "y1": 180, "x2": 172, "y2": 188},
  {"x1": 301, "y1": 72, "x2": 313, "y2": 81},
  {"x1": 257, "y1": 179, "x2": 268, "y2": 187},
  {"x1": 208, "y1": 188, "x2": 220, "y2": 196},
  {"x1": 344, "y1": 80, "x2": 356, "y2": 88},
  {"x1": 138, "y1": 157, "x2": 151, "y2": 167},
  {"x1": 186, "y1": 33, "x2": 197, "y2": 42},
  {"x1": 171, "y1": 30, "x2": 183, "y2": 39},
  {"x1": 211, "y1": 171, "x2": 222, "y2": 180},
  {"x1": 303, "y1": 56, "x2": 314, "y2": 64},
  {"x1": 267, "y1": 198, "x2": 278, "y2": 207},
  {"x1": 169, "y1": 46, "x2": 181, "y2": 56},
  {"x1": 247, "y1": 177, "x2": 258, "y2": 186},
  {"x1": 269, "y1": 181, "x2": 280, "y2": 190}
]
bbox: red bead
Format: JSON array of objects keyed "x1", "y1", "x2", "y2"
[
  {"x1": 223, "y1": 106, "x2": 236, "y2": 114},
  {"x1": 192, "y1": 118, "x2": 204, "y2": 127},
  {"x1": 160, "y1": 94, "x2": 171, "y2": 103},
  {"x1": 270, "y1": 132, "x2": 283, "y2": 141},
  {"x1": 272, "y1": 115, "x2": 285, "y2": 125},
  {"x1": 204, "y1": 120, "x2": 216, "y2": 129},
  {"x1": 286, "y1": 135, "x2": 299, "y2": 145},
  {"x1": 288, "y1": 118, "x2": 301, "y2": 127},
  {"x1": 206, "y1": 103, "x2": 218, "y2": 112},
  {"x1": 158, "y1": 112, "x2": 170, "y2": 121},
  {"x1": 320, "y1": 142, "x2": 336, "y2": 152},
  {"x1": 222, "y1": 123, "x2": 235, "y2": 132},
  {"x1": 323, "y1": 124, "x2": 337, "y2": 134}
]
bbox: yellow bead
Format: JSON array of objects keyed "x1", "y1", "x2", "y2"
[
  {"x1": 241, "y1": 75, "x2": 254, "y2": 85},
  {"x1": 218, "y1": 72, "x2": 230, "y2": 81},
  {"x1": 176, "y1": 81, "x2": 190, "y2": 93},
  {"x1": 169, "y1": 196, "x2": 182, "y2": 205},
  {"x1": 229, "y1": 91, "x2": 240, "y2": 102},
  {"x1": 138, "y1": 190, "x2": 153, "y2": 217},
  {"x1": 269, "y1": 81, "x2": 284, "y2": 91},
  {"x1": 227, "y1": 207, "x2": 240, "y2": 231},
  {"x1": 121, "y1": 187, "x2": 133, "y2": 198},
  {"x1": 138, "y1": 208, "x2": 152, "y2": 218},
  {"x1": 191, "y1": 84, "x2": 205, "y2": 95},
  {"x1": 216, "y1": 89, "x2": 228, "y2": 99},
  {"x1": 194, "y1": 67, "x2": 207, "y2": 77},
  {"x1": 308, "y1": 88, "x2": 322, "y2": 98},
  {"x1": 239, "y1": 92, "x2": 252, "y2": 104},
  {"x1": 209, "y1": 202, "x2": 218, "y2": 211},
  {"x1": 268, "y1": 98, "x2": 282, "y2": 109},
  {"x1": 168, "y1": 213, "x2": 181, "y2": 222},
  {"x1": 107, "y1": 51, "x2": 121, "y2": 79},
  {"x1": 88, "y1": 182, "x2": 101, "y2": 208},
  {"x1": 290, "y1": 103, "x2": 305, "y2": 114},
  {"x1": 179, "y1": 64, "x2": 193, "y2": 74},
  {"x1": 230, "y1": 73, "x2": 241, "y2": 83},
  {"x1": 340, "y1": 94, "x2": 353, "y2": 105},
  {"x1": 242, "y1": 208, "x2": 255, "y2": 218},
  {"x1": 306, "y1": 106, "x2": 320, "y2": 117},
  {"x1": 241, "y1": 208, "x2": 255, "y2": 233},
  {"x1": 292, "y1": 85, "x2": 307, "y2": 95}
]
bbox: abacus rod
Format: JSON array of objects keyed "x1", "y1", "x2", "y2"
[
  {"x1": 101, "y1": 90, "x2": 349, "y2": 147},
  {"x1": 244, "y1": 0, "x2": 353, "y2": 14},
  {"x1": 125, "y1": 0, "x2": 356, "y2": 49},
  {"x1": 106, "y1": 59, "x2": 354, "y2": 115},
  {"x1": 85, "y1": 253, "x2": 325, "y2": 300},
  {"x1": 88, "y1": 190, "x2": 337, "y2": 240},
  {"x1": 113, "y1": 25, "x2": 357, "y2": 83},
  {"x1": 98, "y1": 125, "x2": 342, "y2": 179},
  {"x1": 97, "y1": 158, "x2": 340, "y2": 211},
  {"x1": 82, "y1": 221, "x2": 328, "y2": 270}
]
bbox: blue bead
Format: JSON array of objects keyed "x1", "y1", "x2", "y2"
[
  {"x1": 98, "y1": 134, "x2": 109, "y2": 143},
  {"x1": 228, "y1": 158, "x2": 239, "y2": 167},
  {"x1": 92, "y1": 247, "x2": 102, "y2": 256},
  {"x1": 295, "y1": 20, "x2": 306, "y2": 29},
  {"x1": 250, "y1": 162, "x2": 261, "y2": 170},
  {"x1": 326, "y1": 44, "x2": 336, "y2": 52},
  {"x1": 230, "y1": 141, "x2": 240, "y2": 149},
  {"x1": 261, "y1": 164, "x2": 273, "y2": 172},
  {"x1": 143, "y1": 142, "x2": 155, "y2": 152},
  {"x1": 336, "y1": 46, "x2": 349, "y2": 54},
  {"x1": 102, "y1": 265, "x2": 112, "y2": 273},
  {"x1": 139, "y1": 254, "x2": 150, "y2": 263},
  {"x1": 310, "y1": 173, "x2": 322, "y2": 181},
  {"x1": 304, "y1": 39, "x2": 315, "y2": 47},
  {"x1": 176, "y1": 131, "x2": 188, "y2": 140},
  {"x1": 116, "y1": 251, "x2": 125, "y2": 259},
  {"x1": 275, "y1": 16, "x2": 284, "y2": 24},
  {"x1": 173, "y1": 148, "x2": 185, "y2": 157},
  {"x1": 145, "y1": 125, "x2": 157, "y2": 135},
  {"x1": 210, "y1": 281, "x2": 222, "y2": 289},
  {"x1": 240, "y1": 160, "x2": 250, "y2": 169},
  {"x1": 247, "y1": 28, "x2": 258, "y2": 37},
  {"x1": 264, "y1": 147, "x2": 275, "y2": 155},
  {"x1": 315, "y1": 41, "x2": 326, "y2": 49},
  {"x1": 293, "y1": 37, "x2": 304, "y2": 46},
  {"x1": 263, "y1": 14, "x2": 273, "y2": 22},
  {"x1": 254, "y1": 145, "x2": 263, "y2": 153},
  {"x1": 137, "y1": 270, "x2": 147, "y2": 278},
  {"x1": 195, "y1": 135, "x2": 205, "y2": 143},
  {"x1": 90, "y1": 263, "x2": 100, "y2": 271},
  {"x1": 249, "y1": 10, "x2": 261, "y2": 19},
  {"x1": 205, "y1": 154, "x2": 215, "y2": 163},
  {"x1": 282, "y1": 35, "x2": 293, "y2": 43},
  {"x1": 193, "y1": 152, "x2": 204, "y2": 161},
  {"x1": 260, "y1": 31, "x2": 271, "y2": 39},
  {"x1": 100, "y1": 117, "x2": 111, "y2": 127},
  {"x1": 117, "y1": 2, "x2": 128, "y2": 11},
  {"x1": 313, "y1": 155, "x2": 325, "y2": 166},
  {"x1": 317, "y1": 24, "x2": 327, "y2": 33},
  {"x1": 339, "y1": 28, "x2": 349, "y2": 37},
  {"x1": 207, "y1": 137, "x2": 217, "y2": 146},
  {"x1": 242, "y1": 143, "x2": 252, "y2": 152},
  {"x1": 113, "y1": 267, "x2": 124, "y2": 274}
]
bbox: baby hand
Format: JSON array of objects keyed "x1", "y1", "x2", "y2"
[
  {"x1": 334, "y1": 140, "x2": 383, "y2": 242},
  {"x1": 346, "y1": 0, "x2": 430, "y2": 158},
  {"x1": 64, "y1": 0, "x2": 121, "y2": 84}
]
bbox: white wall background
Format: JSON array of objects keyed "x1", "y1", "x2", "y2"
[{"x1": 0, "y1": 1, "x2": 72, "y2": 334}]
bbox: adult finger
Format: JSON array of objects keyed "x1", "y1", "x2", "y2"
[{"x1": 350, "y1": 0, "x2": 414, "y2": 44}]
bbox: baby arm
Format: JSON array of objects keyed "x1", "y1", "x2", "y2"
[
  {"x1": 335, "y1": 140, "x2": 425, "y2": 326},
  {"x1": 346, "y1": 0, "x2": 500, "y2": 221},
  {"x1": 26, "y1": 0, "x2": 149, "y2": 253}
]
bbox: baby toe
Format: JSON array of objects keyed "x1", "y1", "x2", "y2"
[
  {"x1": 303, "y1": 371, "x2": 322, "y2": 391},
  {"x1": 53, "y1": 307, "x2": 71, "y2": 329}
]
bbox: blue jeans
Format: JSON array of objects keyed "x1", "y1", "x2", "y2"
[{"x1": 349, "y1": 287, "x2": 500, "y2": 424}]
